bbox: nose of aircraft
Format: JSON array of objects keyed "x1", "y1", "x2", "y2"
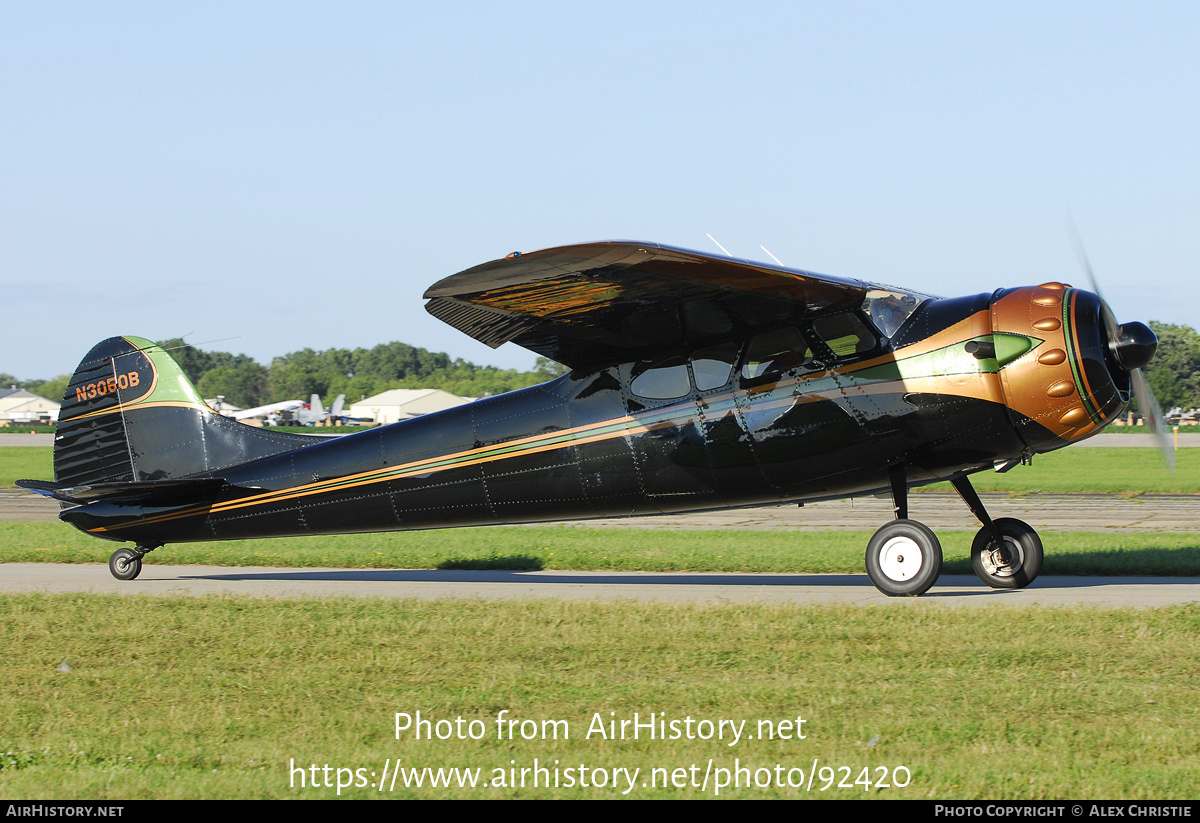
[{"x1": 989, "y1": 284, "x2": 1146, "y2": 448}]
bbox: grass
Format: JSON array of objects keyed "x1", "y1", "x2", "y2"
[
  {"x1": 0, "y1": 447, "x2": 51, "y2": 487},
  {"x1": 3, "y1": 521, "x2": 1199, "y2": 576},
  {"x1": 1, "y1": 594, "x2": 1198, "y2": 799},
  {"x1": 937, "y1": 447, "x2": 1196, "y2": 495}
]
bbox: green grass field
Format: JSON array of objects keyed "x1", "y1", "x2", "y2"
[
  {"x1": 2, "y1": 594, "x2": 1198, "y2": 799},
  {"x1": 0, "y1": 447, "x2": 51, "y2": 487}
]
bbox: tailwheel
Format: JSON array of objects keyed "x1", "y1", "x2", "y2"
[
  {"x1": 971, "y1": 518, "x2": 1043, "y2": 589},
  {"x1": 865, "y1": 519, "x2": 942, "y2": 597},
  {"x1": 109, "y1": 548, "x2": 143, "y2": 581}
]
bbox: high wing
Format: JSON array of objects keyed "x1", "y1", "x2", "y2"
[
  {"x1": 423, "y1": 241, "x2": 871, "y2": 370},
  {"x1": 231, "y1": 399, "x2": 305, "y2": 420}
]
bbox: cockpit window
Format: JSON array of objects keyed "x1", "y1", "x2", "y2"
[
  {"x1": 862, "y1": 288, "x2": 928, "y2": 338},
  {"x1": 741, "y1": 327, "x2": 813, "y2": 381},
  {"x1": 811, "y1": 313, "x2": 876, "y2": 358}
]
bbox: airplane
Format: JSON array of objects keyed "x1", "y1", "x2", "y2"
[
  {"x1": 226, "y1": 394, "x2": 346, "y2": 426},
  {"x1": 17, "y1": 240, "x2": 1167, "y2": 596},
  {"x1": 269, "y1": 394, "x2": 346, "y2": 427}
]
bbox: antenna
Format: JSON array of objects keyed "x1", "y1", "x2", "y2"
[
  {"x1": 706, "y1": 233, "x2": 732, "y2": 257},
  {"x1": 153, "y1": 336, "x2": 242, "y2": 354},
  {"x1": 760, "y1": 245, "x2": 784, "y2": 266}
]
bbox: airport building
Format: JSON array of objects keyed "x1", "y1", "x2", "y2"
[
  {"x1": 348, "y1": 388, "x2": 473, "y2": 425},
  {"x1": 0, "y1": 387, "x2": 61, "y2": 425}
]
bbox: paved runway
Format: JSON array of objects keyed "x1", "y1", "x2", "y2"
[{"x1": 1, "y1": 562, "x2": 1197, "y2": 607}]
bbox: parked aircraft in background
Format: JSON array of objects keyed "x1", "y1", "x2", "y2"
[
  {"x1": 19, "y1": 241, "x2": 1167, "y2": 595},
  {"x1": 221, "y1": 395, "x2": 346, "y2": 426}
]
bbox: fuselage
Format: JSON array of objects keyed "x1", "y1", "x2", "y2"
[{"x1": 62, "y1": 281, "x2": 1130, "y2": 546}]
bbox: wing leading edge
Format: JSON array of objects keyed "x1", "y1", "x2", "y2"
[{"x1": 423, "y1": 241, "x2": 870, "y2": 370}]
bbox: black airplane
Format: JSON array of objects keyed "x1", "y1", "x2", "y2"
[{"x1": 19, "y1": 241, "x2": 1165, "y2": 596}]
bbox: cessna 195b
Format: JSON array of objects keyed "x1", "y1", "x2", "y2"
[{"x1": 19, "y1": 241, "x2": 1166, "y2": 596}]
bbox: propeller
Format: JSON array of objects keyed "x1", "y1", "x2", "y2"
[{"x1": 1069, "y1": 222, "x2": 1175, "y2": 474}]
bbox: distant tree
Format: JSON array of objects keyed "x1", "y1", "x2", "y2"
[
  {"x1": 25, "y1": 375, "x2": 71, "y2": 404},
  {"x1": 1145, "y1": 322, "x2": 1200, "y2": 410},
  {"x1": 197, "y1": 362, "x2": 270, "y2": 408},
  {"x1": 155, "y1": 338, "x2": 242, "y2": 384},
  {"x1": 140, "y1": 336, "x2": 549, "y2": 407},
  {"x1": 533, "y1": 356, "x2": 569, "y2": 379}
]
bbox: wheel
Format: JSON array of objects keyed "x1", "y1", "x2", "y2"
[
  {"x1": 865, "y1": 519, "x2": 942, "y2": 597},
  {"x1": 109, "y1": 548, "x2": 142, "y2": 581},
  {"x1": 971, "y1": 518, "x2": 1043, "y2": 589}
]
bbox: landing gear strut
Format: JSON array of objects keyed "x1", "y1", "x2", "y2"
[
  {"x1": 865, "y1": 462, "x2": 943, "y2": 597},
  {"x1": 951, "y1": 476, "x2": 1043, "y2": 590},
  {"x1": 108, "y1": 544, "x2": 160, "y2": 581},
  {"x1": 862, "y1": 467, "x2": 1043, "y2": 596}
]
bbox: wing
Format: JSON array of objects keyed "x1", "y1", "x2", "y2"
[
  {"x1": 230, "y1": 400, "x2": 305, "y2": 420},
  {"x1": 424, "y1": 241, "x2": 870, "y2": 370}
]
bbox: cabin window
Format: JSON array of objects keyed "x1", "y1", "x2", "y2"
[
  {"x1": 811, "y1": 313, "x2": 876, "y2": 359},
  {"x1": 740, "y1": 327, "x2": 813, "y2": 381},
  {"x1": 691, "y1": 343, "x2": 737, "y2": 391},
  {"x1": 630, "y1": 357, "x2": 691, "y2": 400}
]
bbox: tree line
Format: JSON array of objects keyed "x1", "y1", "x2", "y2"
[
  {"x1": 5, "y1": 322, "x2": 1200, "y2": 411},
  {"x1": 4, "y1": 339, "x2": 567, "y2": 409}
]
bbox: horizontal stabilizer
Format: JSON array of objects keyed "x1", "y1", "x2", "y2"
[{"x1": 17, "y1": 477, "x2": 230, "y2": 507}]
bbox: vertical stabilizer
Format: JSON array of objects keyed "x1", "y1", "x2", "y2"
[{"x1": 54, "y1": 337, "x2": 326, "y2": 485}]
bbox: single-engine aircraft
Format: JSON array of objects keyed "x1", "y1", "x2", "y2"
[{"x1": 19, "y1": 241, "x2": 1166, "y2": 596}]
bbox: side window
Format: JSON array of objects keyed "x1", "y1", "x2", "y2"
[
  {"x1": 691, "y1": 343, "x2": 737, "y2": 392},
  {"x1": 630, "y1": 357, "x2": 691, "y2": 400},
  {"x1": 741, "y1": 327, "x2": 812, "y2": 381},
  {"x1": 811, "y1": 313, "x2": 877, "y2": 359}
]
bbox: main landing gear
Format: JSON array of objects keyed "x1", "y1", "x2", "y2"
[
  {"x1": 108, "y1": 544, "x2": 160, "y2": 581},
  {"x1": 863, "y1": 467, "x2": 1043, "y2": 597}
]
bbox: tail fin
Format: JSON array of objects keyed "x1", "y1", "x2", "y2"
[{"x1": 54, "y1": 336, "x2": 325, "y2": 485}]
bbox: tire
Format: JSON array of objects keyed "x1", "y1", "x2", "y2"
[
  {"x1": 865, "y1": 519, "x2": 942, "y2": 597},
  {"x1": 971, "y1": 518, "x2": 1043, "y2": 589},
  {"x1": 109, "y1": 548, "x2": 142, "y2": 581}
]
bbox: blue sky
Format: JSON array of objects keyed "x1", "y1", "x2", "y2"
[{"x1": 3, "y1": 2, "x2": 1197, "y2": 379}]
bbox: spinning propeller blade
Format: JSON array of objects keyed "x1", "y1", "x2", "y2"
[{"x1": 1069, "y1": 221, "x2": 1174, "y2": 474}]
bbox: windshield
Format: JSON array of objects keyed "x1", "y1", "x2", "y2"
[{"x1": 862, "y1": 288, "x2": 930, "y2": 338}]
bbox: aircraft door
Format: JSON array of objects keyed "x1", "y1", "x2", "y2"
[
  {"x1": 621, "y1": 356, "x2": 717, "y2": 510},
  {"x1": 736, "y1": 324, "x2": 866, "y2": 496}
]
